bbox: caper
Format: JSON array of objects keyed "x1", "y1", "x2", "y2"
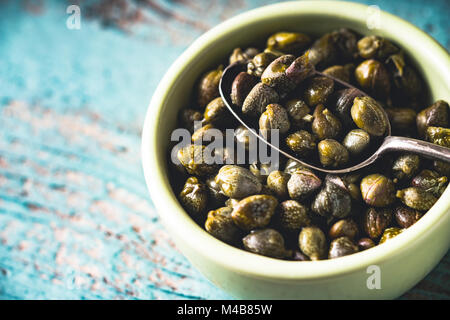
[
  {"x1": 234, "y1": 125, "x2": 252, "y2": 150},
  {"x1": 396, "y1": 187, "x2": 438, "y2": 211},
  {"x1": 328, "y1": 237, "x2": 358, "y2": 259},
  {"x1": 304, "y1": 77, "x2": 335, "y2": 107},
  {"x1": 261, "y1": 54, "x2": 296, "y2": 97},
  {"x1": 357, "y1": 35, "x2": 398, "y2": 60},
  {"x1": 312, "y1": 104, "x2": 342, "y2": 140},
  {"x1": 284, "y1": 159, "x2": 310, "y2": 175},
  {"x1": 298, "y1": 226, "x2": 327, "y2": 261},
  {"x1": 322, "y1": 64, "x2": 354, "y2": 83},
  {"x1": 357, "y1": 238, "x2": 375, "y2": 251},
  {"x1": 287, "y1": 169, "x2": 322, "y2": 201},
  {"x1": 311, "y1": 175, "x2": 352, "y2": 220},
  {"x1": 355, "y1": 59, "x2": 390, "y2": 99},
  {"x1": 286, "y1": 130, "x2": 316, "y2": 156},
  {"x1": 329, "y1": 219, "x2": 358, "y2": 240},
  {"x1": 179, "y1": 108, "x2": 202, "y2": 132},
  {"x1": 229, "y1": 47, "x2": 259, "y2": 64},
  {"x1": 379, "y1": 227, "x2": 403, "y2": 244},
  {"x1": 231, "y1": 72, "x2": 258, "y2": 108},
  {"x1": 249, "y1": 162, "x2": 271, "y2": 184},
  {"x1": 331, "y1": 28, "x2": 359, "y2": 62},
  {"x1": 206, "y1": 176, "x2": 227, "y2": 207},
  {"x1": 308, "y1": 32, "x2": 338, "y2": 69},
  {"x1": 277, "y1": 200, "x2": 310, "y2": 232},
  {"x1": 342, "y1": 129, "x2": 371, "y2": 156},
  {"x1": 286, "y1": 99, "x2": 313, "y2": 127},
  {"x1": 243, "y1": 228, "x2": 289, "y2": 259},
  {"x1": 425, "y1": 126, "x2": 450, "y2": 148},
  {"x1": 204, "y1": 97, "x2": 230, "y2": 125},
  {"x1": 231, "y1": 195, "x2": 278, "y2": 230},
  {"x1": 360, "y1": 174, "x2": 396, "y2": 207},
  {"x1": 292, "y1": 251, "x2": 310, "y2": 261},
  {"x1": 225, "y1": 198, "x2": 240, "y2": 209},
  {"x1": 332, "y1": 88, "x2": 364, "y2": 127},
  {"x1": 416, "y1": 100, "x2": 449, "y2": 137},
  {"x1": 393, "y1": 206, "x2": 423, "y2": 229},
  {"x1": 411, "y1": 169, "x2": 448, "y2": 196},
  {"x1": 177, "y1": 144, "x2": 218, "y2": 176},
  {"x1": 391, "y1": 154, "x2": 420, "y2": 180},
  {"x1": 215, "y1": 165, "x2": 262, "y2": 199},
  {"x1": 192, "y1": 124, "x2": 221, "y2": 144},
  {"x1": 205, "y1": 207, "x2": 241, "y2": 244},
  {"x1": 363, "y1": 207, "x2": 392, "y2": 239},
  {"x1": 197, "y1": 65, "x2": 223, "y2": 108},
  {"x1": 386, "y1": 108, "x2": 417, "y2": 133},
  {"x1": 179, "y1": 177, "x2": 208, "y2": 219},
  {"x1": 317, "y1": 139, "x2": 349, "y2": 168},
  {"x1": 242, "y1": 82, "x2": 280, "y2": 117},
  {"x1": 247, "y1": 51, "x2": 278, "y2": 77},
  {"x1": 351, "y1": 96, "x2": 388, "y2": 136},
  {"x1": 266, "y1": 32, "x2": 311, "y2": 55},
  {"x1": 433, "y1": 160, "x2": 450, "y2": 176},
  {"x1": 259, "y1": 104, "x2": 291, "y2": 139},
  {"x1": 285, "y1": 51, "x2": 315, "y2": 86},
  {"x1": 266, "y1": 170, "x2": 290, "y2": 199}
]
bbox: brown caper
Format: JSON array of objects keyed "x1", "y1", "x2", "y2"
[
  {"x1": 354, "y1": 59, "x2": 390, "y2": 99},
  {"x1": 261, "y1": 54, "x2": 296, "y2": 97},
  {"x1": 259, "y1": 104, "x2": 291, "y2": 139},
  {"x1": 277, "y1": 200, "x2": 310, "y2": 232},
  {"x1": 179, "y1": 177, "x2": 208, "y2": 219},
  {"x1": 425, "y1": 126, "x2": 450, "y2": 148},
  {"x1": 379, "y1": 227, "x2": 403, "y2": 244},
  {"x1": 322, "y1": 64, "x2": 354, "y2": 83},
  {"x1": 266, "y1": 170, "x2": 290, "y2": 199},
  {"x1": 231, "y1": 195, "x2": 278, "y2": 230},
  {"x1": 177, "y1": 144, "x2": 218, "y2": 176},
  {"x1": 328, "y1": 237, "x2": 358, "y2": 259},
  {"x1": 292, "y1": 250, "x2": 310, "y2": 261},
  {"x1": 386, "y1": 108, "x2": 417, "y2": 133},
  {"x1": 342, "y1": 129, "x2": 371, "y2": 156},
  {"x1": 317, "y1": 139, "x2": 349, "y2": 168},
  {"x1": 287, "y1": 169, "x2": 322, "y2": 201},
  {"x1": 247, "y1": 51, "x2": 278, "y2": 77},
  {"x1": 197, "y1": 65, "x2": 223, "y2": 108},
  {"x1": 411, "y1": 169, "x2": 448, "y2": 196},
  {"x1": 285, "y1": 99, "x2": 313, "y2": 128},
  {"x1": 391, "y1": 154, "x2": 420, "y2": 180},
  {"x1": 393, "y1": 206, "x2": 423, "y2": 229},
  {"x1": 357, "y1": 238, "x2": 375, "y2": 251},
  {"x1": 231, "y1": 72, "x2": 258, "y2": 108},
  {"x1": 298, "y1": 226, "x2": 327, "y2": 261},
  {"x1": 266, "y1": 32, "x2": 311, "y2": 55},
  {"x1": 286, "y1": 130, "x2": 316, "y2": 156},
  {"x1": 351, "y1": 96, "x2": 388, "y2": 137},
  {"x1": 206, "y1": 176, "x2": 227, "y2": 207},
  {"x1": 416, "y1": 100, "x2": 449, "y2": 137},
  {"x1": 179, "y1": 108, "x2": 202, "y2": 132},
  {"x1": 396, "y1": 187, "x2": 438, "y2": 211},
  {"x1": 363, "y1": 207, "x2": 392, "y2": 239},
  {"x1": 243, "y1": 228, "x2": 289, "y2": 259},
  {"x1": 329, "y1": 219, "x2": 358, "y2": 240},
  {"x1": 205, "y1": 207, "x2": 241, "y2": 244},
  {"x1": 312, "y1": 104, "x2": 342, "y2": 140},
  {"x1": 357, "y1": 35, "x2": 398, "y2": 60},
  {"x1": 332, "y1": 88, "x2": 364, "y2": 127},
  {"x1": 285, "y1": 51, "x2": 315, "y2": 86},
  {"x1": 215, "y1": 165, "x2": 262, "y2": 199},
  {"x1": 360, "y1": 174, "x2": 396, "y2": 207},
  {"x1": 311, "y1": 175, "x2": 352, "y2": 220},
  {"x1": 242, "y1": 82, "x2": 280, "y2": 117},
  {"x1": 304, "y1": 77, "x2": 335, "y2": 107}
]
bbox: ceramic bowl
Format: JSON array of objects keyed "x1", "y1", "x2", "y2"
[{"x1": 142, "y1": 1, "x2": 450, "y2": 299}]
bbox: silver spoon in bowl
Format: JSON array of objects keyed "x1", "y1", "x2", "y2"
[{"x1": 219, "y1": 61, "x2": 450, "y2": 174}]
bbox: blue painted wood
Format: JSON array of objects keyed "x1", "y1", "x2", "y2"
[{"x1": 0, "y1": 0, "x2": 448, "y2": 300}]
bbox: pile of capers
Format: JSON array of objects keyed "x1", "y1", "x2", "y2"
[{"x1": 171, "y1": 29, "x2": 450, "y2": 260}]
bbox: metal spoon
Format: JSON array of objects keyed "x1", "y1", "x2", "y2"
[{"x1": 219, "y1": 61, "x2": 450, "y2": 174}]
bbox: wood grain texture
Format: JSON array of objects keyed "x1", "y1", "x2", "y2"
[{"x1": 0, "y1": 0, "x2": 448, "y2": 300}]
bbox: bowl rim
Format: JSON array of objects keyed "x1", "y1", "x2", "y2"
[{"x1": 142, "y1": 0, "x2": 450, "y2": 281}]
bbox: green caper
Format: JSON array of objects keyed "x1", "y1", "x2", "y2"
[
  {"x1": 284, "y1": 159, "x2": 310, "y2": 175},
  {"x1": 261, "y1": 55, "x2": 296, "y2": 97},
  {"x1": 304, "y1": 76, "x2": 335, "y2": 107},
  {"x1": 379, "y1": 227, "x2": 403, "y2": 244},
  {"x1": 317, "y1": 139, "x2": 349, "y2": 168},
  {"x1": 243, "y1": 229, "x2": 289, "y2": 259},
  {"x1": 308, "y1": 32, "x2": 338, "y2": 68},
  {"x1": 357, "y1": 35, "x2": 398, "y2": 60},
  {"x1": 266, "y1": 32, "x2": 311, "y2": 55},
  {"x1": 205, "y1": 207, "x2": 241, "y2": 244},
  {"x1": 197, "y1": 65, "x2": 223, "y2": 108},
  {"x1": 322, "y1": 64, "x2": 354, "y2": 83},
  {"x1": 391, "y1": 154, "x2": 420, "y2": 180},
  {"x1": 396, "y1": 187, "x2": 438, "y2": 211},
  {"x1": 191, "y1": 124, "x2": 221, "y2": 144},
  {"x1": 393, "y1": 206, "x2": 423, "y2": 229},
  {"x1": 231, "y1": 195, "x2": 278, "y2": 230},
  {"x1": 286, "y1": 130, "x2": 316, "y2": 156},
  {"x1": 287, "y1": 169, "x2": 322, "y2": 200},
  {"x1": 285, "y1": 99, "x2": 313, "y2": 128},
  {"x1": 354, "y1": 59, "x2": 390, "y2": 99},
  {"x1": 259, "y1": 104, "x2": 291, "y2": 139},
  {"x1": 385, "y1": 108, "x2": 417, "y2": 133},
  {"x1": 231, "y1": 72, "x2": 258, "y2": 108},
  {"x1": 249, "y1": 162, "x2": 271, "y2": 184},
  {"x1": 229, "y1": 47, "x2": 259, "y2": 64},
  {"x1": 266, "y1": 170, "x2": 290, "y2": 199},
  {"x1": 342, "y1": 129, "x2": 371, "y2": 156},
  {"x1": 425, "y1": 126, "x2": 450, "y2": 148},
  {"x1": 206, "y1": 176, "x2": 227, "y2": 207},
  {"x1": 328, "y1": 237, "x2": 358, "y2": 259},
  {"x1": 215, "y1": 165, "x2": 262, "y2": 199},
  {"x1": 204, "y1": 97, "x2": 230, "y2": 125},
  {"x1": 277, "y1": 200, "x2": 310, "y2": 232},
  {"x1": 329, "y1": 219, "x2": 358, "y2": 240},
  {"x1": 360, "y1": 174, "x2": 396, "y2": 207},
  {"x1": 362, "y1": 207, "x2": 392, "y2": 239},
  {"x1": 416, "y1": 100, "x2": 449, "y2": 137},
  {"x1": 242, "y1": 83, "x2": 280, "y2": 117},
  {"x1": 247, "y1": 51, "x2": 278, "y2": 77},
  {"x1": 357, "y1": 238, "x2": 375, "y2": 251},
  {"x1": 225, "y1": 198, "x2": 239, "y2": 209},
  {"x1": 351, "y1": 96, "x2": 388, "y2": 136},
  {"x1": 177, "y1": 144, "x2": 218, "y2": 176},
  {"x1": 311, "y1": 175, "x2": 352, "y2": 220},
  {"x1": 298, "y1": 226, "x2": 327, "y2": 261},
  {"x1": 179, "y1": 177, "x2": 208, "y2": 219},
  {"x1": 312, "y1": 104, "x2": 342, "y2": 140},
  {"x1": 411, "y1": 169, "x2": 448, "y2": 196},
  {"x1": 179, "y1": 108, "x2": 202, "y2": 132}
]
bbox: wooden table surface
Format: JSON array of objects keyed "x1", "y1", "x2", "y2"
[{"x1": 0, "y1": 0, "x2": 448, "y2": 300}]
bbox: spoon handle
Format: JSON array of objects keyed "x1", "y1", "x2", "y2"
[{"x1": 380, "y1": 136, "x2": 450, "y2": 162}]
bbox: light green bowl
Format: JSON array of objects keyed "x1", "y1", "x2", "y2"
[{"x1": 142, "y1": 1, "x2": 450, "y2": 299}]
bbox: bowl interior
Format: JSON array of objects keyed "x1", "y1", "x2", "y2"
[{"x1": 144, "y1": 1, "x2": 450, "y2": 279}]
